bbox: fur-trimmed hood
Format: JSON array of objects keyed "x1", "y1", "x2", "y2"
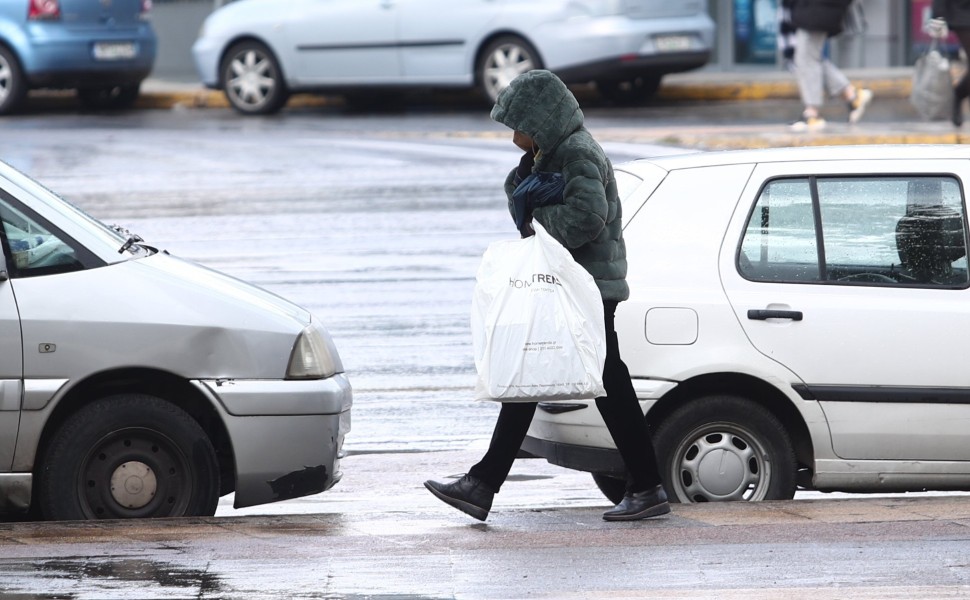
[{"x1": 490, "y1": 70, "x2": 584, "y2": 156}]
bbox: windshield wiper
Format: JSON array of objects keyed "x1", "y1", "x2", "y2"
[
  {"x1": 119, "y1": 233, "x2": 144, "y2": 254},
  {"x1": 110, "y1": 225, "x2": 144, "y2": 254}
]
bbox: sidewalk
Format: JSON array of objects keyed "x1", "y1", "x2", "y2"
[{"x1": 135, "y1": 67, "x2": 970, "y2": 149}]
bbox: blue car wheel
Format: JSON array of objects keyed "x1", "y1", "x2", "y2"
[{"x1": 0, "y1": 46, "x2": 26, "y2": 115}]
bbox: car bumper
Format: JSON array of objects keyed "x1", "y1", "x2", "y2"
[
  {"x1": 19, "y1": 24, "x2": 156, "y2": 87},
  {"x1": 523, "y1": 380, "x2": 675, "y2": 474},
  {"x1": 195, "y1": 374, "x2": 353, "y2": 509},
  {"x1": 522, "y1": 434, "x2": 624, "y2": 476},
  {"x1": 192, "y1": 35, "x2": 223, "y2": 88},
  {"x1": 555, "y1": 49, "x2": 711, "y2": 83},
  {"x1": 538, "y1": 13, "x2": 714, "y2": 81}
]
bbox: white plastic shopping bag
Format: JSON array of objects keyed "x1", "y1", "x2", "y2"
[
  {"x1": 471, "y1": 222, "x2": 607, "y2": 402},
  {"x1": 911, "y1": 37, "x2": 954, "y2": 121}
]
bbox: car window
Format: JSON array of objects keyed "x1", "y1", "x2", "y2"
[
  {"x1": 614, "y1": 170, "x2": 643, "y2": 202},
  {"x1": 738, "y1": 175, "x2": 969, "y2": 288},
  {"x1": 0, "y1": 198, "x2": 87, "y2": 277}
]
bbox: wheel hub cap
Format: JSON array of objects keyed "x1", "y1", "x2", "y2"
[
  {"x1": 679, "y1": 431, "x2": 763, "y2": 501},
  {"x1": 109, "y1": 461, "x2": 157, "y2": 509},
  {"x1": 696, "y1": 447, "x2": 745, "y2": 495}
]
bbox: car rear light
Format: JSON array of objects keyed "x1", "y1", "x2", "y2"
[
  {"x1": 140, "y1": 0, "x2": 152, "y2": 19},
  {"x1": 28, "y1": 0, "x2": 60, "y2": 20}
]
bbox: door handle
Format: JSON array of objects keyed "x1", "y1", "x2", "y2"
[{"x1": 747, "y1": 309, "x2": 803, "y2": 321}]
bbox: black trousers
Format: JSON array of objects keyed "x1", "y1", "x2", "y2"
[
  {"x1": 468, "y1": 300, "x2": 663, "y2": 495},
  {"x1": 956, "y1": 28, "x2": 970, "y2": 100}
]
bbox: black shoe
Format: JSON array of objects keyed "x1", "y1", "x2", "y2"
[
  {"x1": 602, "y1": 484, "x2": 671, "y2": 521},
  {"x1": 424, "y1": 474, "x2": 494, "y2": 521},
  {"x1": 953, "y1": 91, "x2": 965, "y2": 127}
]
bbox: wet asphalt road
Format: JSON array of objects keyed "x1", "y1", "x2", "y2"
[
  {"x1": 0, "y1": 103, "x2": 968, "y2": 598},
  {"x1": 2, "y1": 449, "x2": 970, "y2": 599}
]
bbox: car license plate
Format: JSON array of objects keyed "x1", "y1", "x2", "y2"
[
  {"x1": 654, "y1": 35, "x2": 692, "y2": 52},
  {"x1": 93, "y1": 42, "x2": 137, "y2": 61}
]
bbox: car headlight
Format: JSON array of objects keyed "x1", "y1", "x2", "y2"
[{"x1": 286, "y1": 320, "x2": 343, "y2": 379}]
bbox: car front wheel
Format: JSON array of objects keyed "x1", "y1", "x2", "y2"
[
  {"x1": 37, "y1": 394, "x2": 220, "y2": 520},
  {"x1": 221, "y1": 41, "x2": 289, "y2": 115},
  {"x1": 592, "y1": 472, "x2": 626, "y2": 505},
  {"x1": 477, "y1": 36, "x2": 541, "y2": 104},
  {"x1": 653, "y1": 395, "x2": 797, "y2": 503}
]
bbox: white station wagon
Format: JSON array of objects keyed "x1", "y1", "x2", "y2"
[
  {"x1": 522, "y1": 144, "x2": 970, "y2": 504},
  {"x1": 0, "y1": 161, "x2": 351, "y2": 521}
]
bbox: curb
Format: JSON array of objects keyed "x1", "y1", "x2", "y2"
[
  {"x1": 134, "y1": 77, "x2": 914, "y2": 111},
  {"x1": 657, "y1": 77, "x2": 911, "y2": 102}
]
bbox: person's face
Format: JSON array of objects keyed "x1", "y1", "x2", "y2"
[{"x1": 513, "y1": 130, "x2": 535, "y2": 152}]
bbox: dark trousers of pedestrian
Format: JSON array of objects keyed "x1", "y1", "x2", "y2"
[
  {"x1": 467, "y1": 300, "x2": 663, "y2": 495},
  {"x1": 955, "y1": 28, "x2": 970, "y2": 100}
]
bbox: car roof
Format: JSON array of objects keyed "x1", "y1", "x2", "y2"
[{"x1": 617, "y1": 144, "x2": 970, "y2": 175}]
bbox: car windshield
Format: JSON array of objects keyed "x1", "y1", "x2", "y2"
[{"x1": 2, "y1": 164, "x2": 150, "y2": 257}]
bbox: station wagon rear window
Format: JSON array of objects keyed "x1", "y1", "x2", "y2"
[{"x1": 738, "y1": 175, "x2": 969, "y2": 288}]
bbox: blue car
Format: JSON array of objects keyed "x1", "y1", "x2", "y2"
[{"x1": 0, "y1": 0, "x2": 156, "y2": 114}]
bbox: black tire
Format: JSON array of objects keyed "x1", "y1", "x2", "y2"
[
  {"x1": 592, "y1": 472, "x2": 626, "y2": 505},
  {"x1": 37, "y1": 394, "x2": 219, "y2": 520},
  {"x1": 220, "y1": 40, "x2": 289, "y2": 115},
  {"x1": 653, "y1": 395, "x2": 797, "y2": 503},
  {"x1": 77, "y1": 83, "x2": 141, "y2": 110},
  {"x1": 0, "y1": 46, "x2": 27, "y2": 115},
  {"x1": 477, "y1": 35, "x2": 542, "y2": 104},
  {"x1": 595, "y1": 75, "x2": 662, "y2": 106}
]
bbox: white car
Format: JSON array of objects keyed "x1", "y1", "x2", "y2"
[
  {"x1": 522, "y1": 144, "x2": 970, "y2": 504},
  {"x1": 191, "y1": 0, "x2": 713, "y2": 114},
  {"x1": 0, "y1": 160, "x2": 351, "y2": 521}
]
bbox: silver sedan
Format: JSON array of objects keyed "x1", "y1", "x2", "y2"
[{"x1": 192, "y1": 0, "x2": 714, "y2": 114}]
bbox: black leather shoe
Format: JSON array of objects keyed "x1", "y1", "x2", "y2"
[
  {"x1": 424, "y1": 474, "x2": 494, "y2": 521},
  {"x1": 602, "y1": 484, "x2": 671, "y2": 521}
]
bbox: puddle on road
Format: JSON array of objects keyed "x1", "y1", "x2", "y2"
[
  {"x1": 0, "y1": 557, "x2": 222, "y2": 599},
  {"x1": 0, "y1": 557, "x2": 453, "y2": 599}
]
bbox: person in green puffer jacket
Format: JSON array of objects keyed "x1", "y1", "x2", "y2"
[{"x1": 425, "y1": 70, "x2": 669, "y2": 522}]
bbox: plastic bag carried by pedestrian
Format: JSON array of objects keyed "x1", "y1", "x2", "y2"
[
  {"x1": 911, "y1": 34, "x2": 954, "y2": 121},
  {"x1": 471, "y1": 221, "x2": 606, "y2": 402}
]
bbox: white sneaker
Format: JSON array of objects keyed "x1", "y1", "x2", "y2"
[
  {"x1": 848, "y1": 88, "x2": 873, "y2": 123},
  {"x1": 790, "y1": 116, "x2": 827, "y2": 132}
]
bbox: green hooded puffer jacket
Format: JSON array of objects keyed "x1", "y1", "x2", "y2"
[{"x1": 490, "y1": 69, "x2": 629, "y2": 302}]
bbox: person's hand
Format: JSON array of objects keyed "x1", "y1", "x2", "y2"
[
  {"x1": 925, "y1": 17, "x2": 948, "y2": 39},
  {"x1": 515, "y1": 151, "x2": 535, "y2": 181},
  {"x1": 519, "y1": 218, "x2": 535, "y2": 238}
]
